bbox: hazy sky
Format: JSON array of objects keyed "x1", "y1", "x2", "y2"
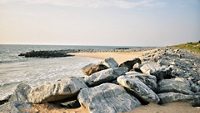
[{"x1": 0, "y1": 0, "x2": 200, "y2": 46}]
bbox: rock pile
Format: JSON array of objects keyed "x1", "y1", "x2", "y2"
[
  {"x1": 1, "y1": 48, "x2": 200, "y2": 113},
  {"x1": 18, "y1": 47, "x2": 155, "y2": 58},
  {"x1": 18, "y1": 50, "x2": 74, "y2": 58}
]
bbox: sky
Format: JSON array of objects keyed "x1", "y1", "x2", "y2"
[{"x1": 0, "y1": 0, "x2": 200, "y2": 46}]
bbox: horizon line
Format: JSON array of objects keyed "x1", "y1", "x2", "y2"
[{"x1": 0, "y1": 43, "x2": 161, "y2": 47}]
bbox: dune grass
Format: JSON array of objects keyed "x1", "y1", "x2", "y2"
[{"x1": 172, "y1": 42, "x2": 200, "y2": 54}]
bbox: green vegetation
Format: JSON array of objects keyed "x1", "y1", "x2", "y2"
[{"x1": 172, "y1": 41, "x2": 200, "y2": 54}]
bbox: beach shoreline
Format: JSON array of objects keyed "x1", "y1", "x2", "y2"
[
  {"x1": 71, "y1": 51, "x2": 146, "y2": 64},
  {"x1": 1, "y1": 47, "x2": 200, "y2": 113}
]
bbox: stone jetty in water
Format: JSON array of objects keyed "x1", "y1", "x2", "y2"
[
  {"x1": 1, "y1": 47, "x2": 200, "y2": 113},
  {"x1": 18, "y1": 50, "x2": 74, "y2": 58}
]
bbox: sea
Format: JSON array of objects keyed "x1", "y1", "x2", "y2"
[{"x1": 0, "y1": 44, "x2": 149, "y2": 100}]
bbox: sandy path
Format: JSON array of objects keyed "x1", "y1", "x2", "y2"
[
  {"x1": 72, "y1": 51, "x2": 144, "y2": 64},
  {"x1": 128, "y1": 102, "x2": 200, "y2": 113},
  {"x1": 30, "y1": 102, "x2": 200, "y2": 113}
]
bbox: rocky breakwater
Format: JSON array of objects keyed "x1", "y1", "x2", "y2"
[
  {"x1": 18, "y1": 50, "x2": 75, "y2": 58},
  {"x1": 18, "y1": 47, "x2": 155, "y2": 58},
  {"x1": 1, "y1": 48, "x2": 200, "y2": 113}
]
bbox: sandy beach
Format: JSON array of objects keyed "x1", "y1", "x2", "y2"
[
  {"x1": 72, "y1": 51, "x2": 145, "y2": 64},
  {"x1": 2, "y1": 50, "x2": 200, "y2": 113},
  {"x1": 31, "y1": 100, "x2": 200, "y2": 113},
  {"x1": 129, "y1": 102, "x2": 200, "y2": 113},
  {"x1": 1, "y1": 0, "x2": 199, "y2": 112}
]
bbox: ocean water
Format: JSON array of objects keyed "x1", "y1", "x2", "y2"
[
  {"x1": 0, "y1": 45, "x2": 101, "y2": 100},
  {"x1": 0, "y1": 44, "x2": 113, "y2": 84},
  {"x1": 0, "y1": 44, "x2": 124, "y2": 63},
  {"x1": 0, "y1": 44, "x2": 148, "y2": 100}
]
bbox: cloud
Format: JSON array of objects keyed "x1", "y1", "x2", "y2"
[{"x1": 0, "y1": 0, "x2": 160, "y2": 8}]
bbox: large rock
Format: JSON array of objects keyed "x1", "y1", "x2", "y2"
[
  {"x1": 82, "y1": 63, "x2": 108, "y2": 76},
  {"x1": 11, "y1": 101, "x2": 32, "y2": 113},
  {"x1": 140, "y1": 62, "x2": 172, "y2": 81},
  {"x1": 190, "y1": 81, "x2": 200, "y2": 93},
  {"x1": 119, "y1": 58, "x2": 142, "y2": 71},
  {"x1": 140, "y1": 62, "x2": 159, "y2": 74},
  {"x1": 101, "y1": 57, "x2": 118, "y2": 68},
  {"x1": 125, "y1": 71, "x2": 157, "y2": 92},
  {"x1": 28, "y1": 77, "x2": 87, "y2": 103},
  {"x1": 0, "y1": 83, "x2": 32, "y2": 113},
  {"x1": 169, "y1": 60, "x2": 198, "y2": 79},
  {"x1": 158, "y1": 92, "x2": 194, "y2": 104},
  {"x1": 78, "y1": 83, "x2": 141, "y2": 113},
  {"x1": 0, "y1": 82, "x2": 19, "y2": 104},
  {"x1": 117, "y1": 76, "x2": 160, "y2": 103},
  {"x1": 158, "y1": 78, "x2": 193, "y2": 94},
  {"x1": 0, "y1": 101, "x2": 32, "y2": 113},
  {"x1": 191, "y1": 95, "x2": 200, "y2": 107},
  {"x1": 85, "y1": 67, "x2": 128, "y2": 86},
  {"x1": 0, "y1": 102, "x2": 11, "y2": 113},
  {"x1": 9, "y1": 83, "x2": 31, "y2": 102}
]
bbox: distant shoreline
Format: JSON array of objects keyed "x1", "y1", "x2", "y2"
[{"x1": 0, "y1": 43, "x2": 160, "y2": 48}]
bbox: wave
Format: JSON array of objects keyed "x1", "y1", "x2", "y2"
[
  {"x1": 0, "y1": 59, "x2": 29, "y2": 64},
  {"x1": 0, "y1": 82, "x2": 20, "y2": 87},
  {"x1": 0, "y1": 60, "x2": 18, "y2": 64}
]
